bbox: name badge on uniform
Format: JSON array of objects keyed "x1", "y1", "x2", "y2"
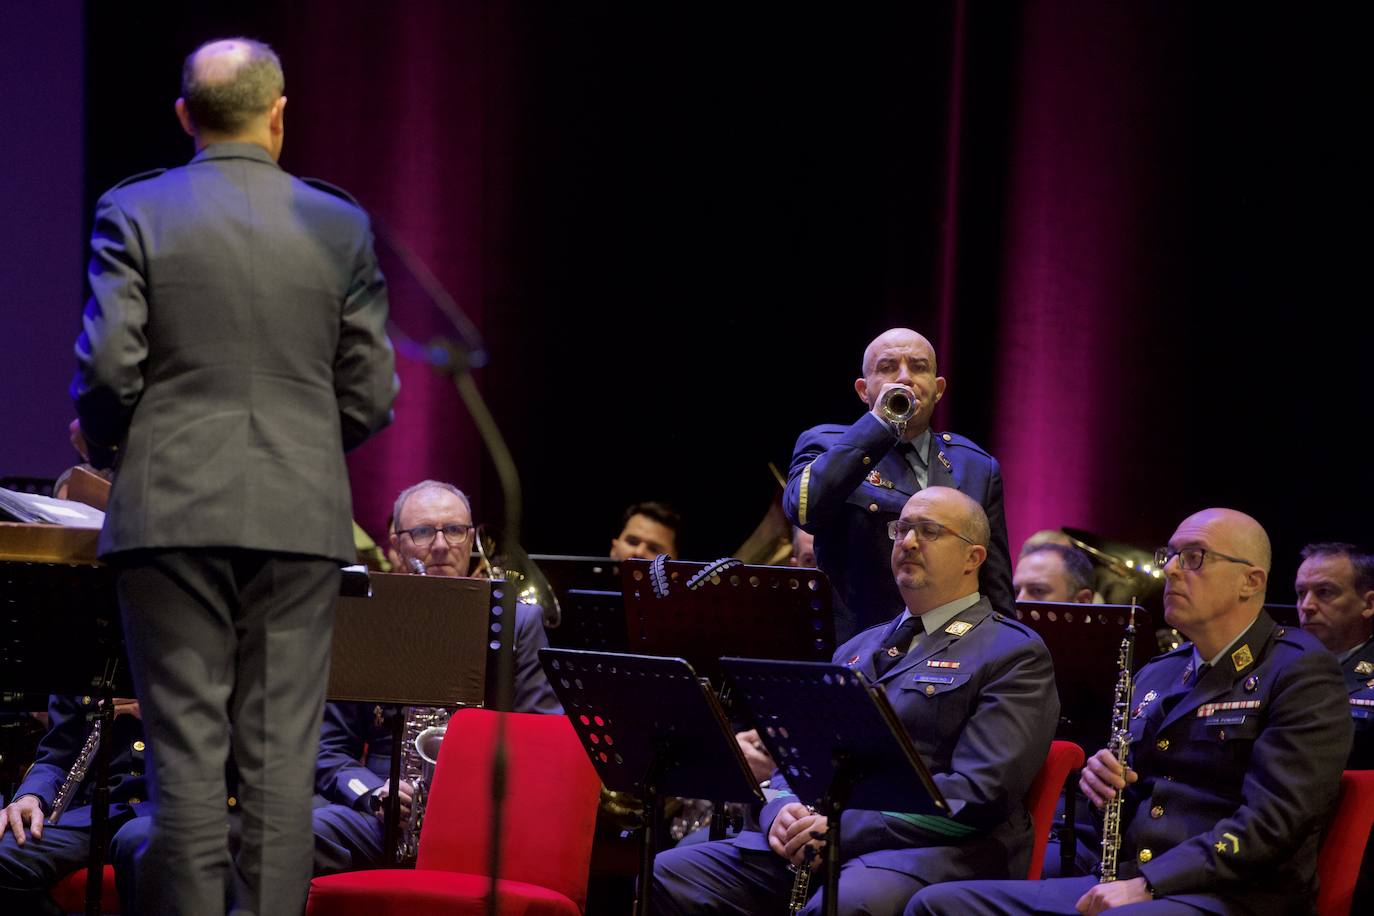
[
  {"x1": 1196, "y1": 699, "x2": 1261, "y2": 718},
  {"x1": 912, "y1": 675, "x2": 955, "y2": 685},
  {"x1": 1204, "y1": 714, "x2": 1247, "y2": 726}
]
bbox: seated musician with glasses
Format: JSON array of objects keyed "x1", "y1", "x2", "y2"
[
  {"x1": 653, "y1": 486, "x2": 1058, "y2": 915},
  {"x1": 0, "y1": 696, "x2": 148, "y2": 914},
  {"x1": 908, "y1": 508, "x2": 1351, "y2": 916},
  {"x1": 311, "y1": 479, "x2": 560, "y2": 875}
]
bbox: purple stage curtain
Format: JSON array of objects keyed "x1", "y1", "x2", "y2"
[{"x1": 280, "y1": 2, "x2": 506, "y2": 540}]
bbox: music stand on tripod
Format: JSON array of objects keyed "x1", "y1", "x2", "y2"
[
  {"x1": 720, "y1": 657, "x2": 949, "y2": 916},
  {"x1": 538, "y1": 648, "x2": 763, "y2": 916}
]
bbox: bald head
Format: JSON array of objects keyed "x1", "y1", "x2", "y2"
[
  {"x1": 179, "y1": 37, "x2": 285, "y2": 142},
  {"x1": 1161, "y1": 507, "x2": 1271, "y2": 657},
  {"x1": 1176, "y1": 508, "x2": 1271, "y2": 575},
  {"x1": 862, "y1": 328, "x2": 937, "y2": 376}
]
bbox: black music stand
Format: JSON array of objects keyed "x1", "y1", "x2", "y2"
[
  {"x1": 527, "y1": 554, "x2": 623, "y2": 602},
  {"x1": 538, "y1": 649, "x2": 763, "y2": 916},
  {"x1": 720, "y1": 657, "x2": 948, "y2": 916},
  {"x1": 545, "y1": 589, "x2": 628, "y2": 652},
  {"x1": 0, "y1": 552, "x2": 371, "y2": 914},
  {"x1": 1012, "y1": 600, "x2": 1152, "y2": 876},
  {"x1": 619, "y1": 558, "x2": 835, "y2": 686},
  {"x1": 330, "y1": 571, "x2": 503, "y2": 861}
]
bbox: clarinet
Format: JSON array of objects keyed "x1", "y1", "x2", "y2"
[
  {"x1": 48, "y1": 716, "x2": 103, "y2": 824},
  {"x1": 1098, "y1": 602, "x2": 1138, "y2": 882}
]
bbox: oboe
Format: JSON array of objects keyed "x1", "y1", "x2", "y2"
[
  {"x1": 787, "y1": 843, "x2": 817, "y2": 914},
  {"x1": 1098, "y1": 602, "x2": 1138, "y2": 882}
]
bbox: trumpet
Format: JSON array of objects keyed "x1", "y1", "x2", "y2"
[{"x1": 878, "y1": 385, "x2": 918, "y2": 437}]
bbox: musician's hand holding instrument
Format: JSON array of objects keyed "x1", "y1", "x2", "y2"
[
  {"x1": 1078, "y1": 748, "x2": 1138, "y2": 809},
  {"x1": 768, "y1": 802, "x2": 828, "y2": 867}
]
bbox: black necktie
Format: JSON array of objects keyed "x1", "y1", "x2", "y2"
[{"x1": 874, "y1": 616, "x2": 922, "y2": 677}]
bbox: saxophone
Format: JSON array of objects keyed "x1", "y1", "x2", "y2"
[
  {"x1": 395, "y1": 705, "x2": 451, "y2": 865},
  {"x1": 48, "y1": 716, "x2": 102, "y2": 824},
  {"x1": 1098, "y1": 603, "x2": 1138, "y2": 882}
]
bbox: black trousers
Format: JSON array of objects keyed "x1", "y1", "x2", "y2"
[{"x1": 116, "y1": 549, "x2": 339, "y2": 916}]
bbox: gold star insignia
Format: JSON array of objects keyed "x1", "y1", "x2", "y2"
[{"x1": 1215, "y1": 841, "x2": 1227, "y2": 852}]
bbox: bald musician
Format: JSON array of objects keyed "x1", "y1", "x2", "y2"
[{"x1": 784, "y1": 328, "x2": 1012, "y2": 642}]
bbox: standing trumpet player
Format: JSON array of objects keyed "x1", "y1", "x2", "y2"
[
  {"x1": 907, "y1": 508, "x2": 1352, "y2": 916},
  {"x1": 785, "y1": 328, "x2": 1013, "y2": 641}
]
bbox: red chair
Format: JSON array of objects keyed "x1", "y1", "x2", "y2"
[
  {"x1": 1317, "y1": 770, "x2": 1374, "y2": 916},
  {"x1": 49, "y1": 865, "x2": 119, "y2": 914},
  {"x1": 307, "y1": 709, "x2": 602, "y2": 916},
  {"x1": 1024, "y1": 740, "x2": 1086, "y2": 880}
]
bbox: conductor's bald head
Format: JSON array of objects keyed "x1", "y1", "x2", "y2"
[{"x1": 176, "y1": 38, "x2": 286, "y2": 157}]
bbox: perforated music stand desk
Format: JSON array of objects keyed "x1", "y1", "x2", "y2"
[
  {"x1": 720, "y1": 657, "x2": 948, "y2": 916},
  {"x1": 544, "y1": 588, "x2": 628, "y2": 652},
  {"x1": 330, "y1": 571, "x2": 511, "y2": 861},
  {"x1": 619, "y1": 558, "x2": 835, "y2": 686},
  {"x1": 538, "y1": 648, "x2": 762, "y2": 916}
]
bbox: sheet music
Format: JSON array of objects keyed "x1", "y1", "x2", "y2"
[{"x1": 0, "y1": 487, "x2": 105, "y2": 528}]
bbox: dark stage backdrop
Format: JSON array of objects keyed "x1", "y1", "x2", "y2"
[{"x1": 9, "y1": 1, "x2": 1370, "y2": 599}]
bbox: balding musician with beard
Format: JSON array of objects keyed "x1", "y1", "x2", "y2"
[
  {"x1": 784, "y1": 329, "x2": 1012, "y2": 642},
  {"x1": 908, "y1": 508, "x2": 1352, "y2": 916},
  {"x1": 653, "y1": 487, "x2": 1057, "y2": 915}
]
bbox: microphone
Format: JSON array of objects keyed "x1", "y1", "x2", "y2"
[{"x1": 407, "y1": 558, "x2": 427, "y2": 576}]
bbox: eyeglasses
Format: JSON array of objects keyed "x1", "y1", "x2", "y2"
[
  {"x1": 1153, "y1": 546, "x2": 1254, "y2": 571},
  {"x1": 399, "y1": 523, "x2": 473, "y2": 546},
  {"x1": 887, "y1": 518, "x2": 975, "y2": 546}
]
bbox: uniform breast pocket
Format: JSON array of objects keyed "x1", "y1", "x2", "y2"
[
  {"x1": 902, "y1": 672, "x2": 974, "y2": 731},
  {"x1": 845, "y1": 484, "x2": 905, "y2": 517},
  {"x1": 1192, "y1": 714, "x2": 1262, "y2": 757}
]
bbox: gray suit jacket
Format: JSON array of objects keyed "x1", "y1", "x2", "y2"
[{"x1": 72, "y1": 143, "x2": 397, "y2": 563}]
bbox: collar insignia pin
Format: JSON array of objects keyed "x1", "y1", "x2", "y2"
[
  {"x1": 1356, "y1": 661, "x2": 1374, "y2": 676},
  {"x1": 937, "y1": 451, "x2": 953, "y2": 471},
  {"x1": 1231, "y1": 644, "x2": 1254, "y2": 672},
  {"x1": 945, "y1": 621, "x2": 972, "y2": 637}
]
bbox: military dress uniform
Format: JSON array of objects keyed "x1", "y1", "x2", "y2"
[
  {"x1": 0, "y1": 695, "x2": 149, "y2": 915},
  {"x1": 652, "y1": 595, "x2": 1059, "y2": 915},
  {"x1": 908, "y1": 612, "x2": 1352, "y2": 916},
  {"x1": 313, "y1": 603, "x2": 561, "y2": 873},
  {"x1": 1340, "y1": 638, "x2": 1374, "y2": 770},
  {"x1": 783, "y1": 414, "x2": 1013, "y2": 642}
]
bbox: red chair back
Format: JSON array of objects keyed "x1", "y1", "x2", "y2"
[
  {"x1": 1024, "y1": 740, "x2": 1086, "y2": 879},
  {"x1": 1317, "y1": 770, "x2": 1374, "y2": 916},
  {"x1": 415, "y1": 708, "x2": 601, "y2": 912}
]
